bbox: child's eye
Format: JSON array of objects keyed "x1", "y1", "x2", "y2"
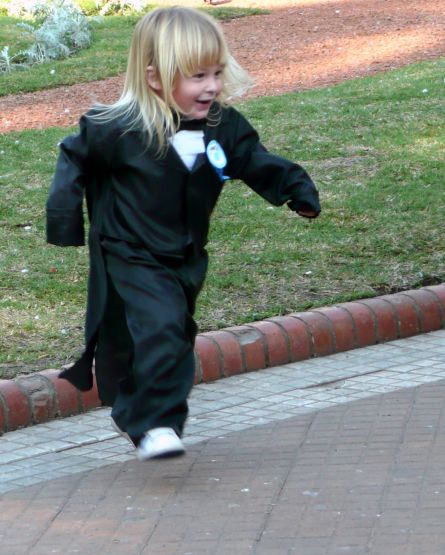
[{"x1": 193, "y1": 73, "x2": 205, "y2": 79}]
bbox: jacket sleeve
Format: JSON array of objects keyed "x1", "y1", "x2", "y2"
[
  {"x1": 46, "y1": 115, "x2": 94, "y2": 246},
  {"x1": 226, "y1": 108, "x2": 321, "y2": 217}
]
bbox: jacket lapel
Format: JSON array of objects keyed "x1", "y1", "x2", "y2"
[
  {"x1": 166, "y1": 144, "x2": 190, "y2": 175},
  {"x1": 190, "y1": 152, "x2": 207, "y2": 173},
  {"x1": 166, "y1": 117, "x2": 222, "y2": 177},
  {"x1": 190, "y1": 123, "x2": 220, "y2": 176}
]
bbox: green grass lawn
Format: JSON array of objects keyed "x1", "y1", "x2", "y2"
[
  {"x1": 0, "y1": 7, "x2": 266, "y2": 96},
  {"x1": 0, "y1": 57, "x2": 444, "y2": 378}
]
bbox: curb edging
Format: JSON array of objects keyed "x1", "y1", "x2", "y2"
[{"x1": 1, "y1": 284, "x2": 444, "y2": 434}]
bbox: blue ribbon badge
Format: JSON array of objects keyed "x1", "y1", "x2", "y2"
[{"x1": 206, "y1": 140, "x2": 230, "y2": 182}]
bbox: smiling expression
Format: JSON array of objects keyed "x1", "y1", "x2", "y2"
[{"x1": 172, "y1": 64, "x2": 224, "y2": 120}]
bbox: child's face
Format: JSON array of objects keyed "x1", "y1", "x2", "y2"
[{"x1": 173, "y1": 64, "x2": 224, "y2": 119}]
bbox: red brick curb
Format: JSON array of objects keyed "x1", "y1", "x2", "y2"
[{"x1": 1, "y1": 284, "x2": 444, "y2": 434}]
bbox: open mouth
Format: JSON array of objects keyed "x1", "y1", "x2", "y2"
[{"x1": 196, "y1": 99, "x2": 213, "y2": 106}]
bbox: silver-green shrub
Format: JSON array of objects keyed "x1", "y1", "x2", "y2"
[
  {"x1": 19, "y1": 1, "x2": 92, "y2": 63},
  {"x1": 1, "y1": 0, "x2": 94, "y2": 71},
  {"x1": 0, "y1": 44, "x2": 25, "y2": 73}
]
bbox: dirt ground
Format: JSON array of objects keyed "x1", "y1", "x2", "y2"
[{"x1": 0, "y1": 0, "x2": 444, "y2": 133}]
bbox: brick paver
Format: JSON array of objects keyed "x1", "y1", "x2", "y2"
[{"x1": 0, "y1": 330, "x2": 445, "y2": 554}]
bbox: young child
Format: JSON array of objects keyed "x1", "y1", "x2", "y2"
[{"x1": 46, "y1": 6, "x2": 320, "y2": 461}]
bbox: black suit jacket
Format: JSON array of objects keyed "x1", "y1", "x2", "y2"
[{"x1": 46, "y1": 103, "x2": 320, "y2": 390}]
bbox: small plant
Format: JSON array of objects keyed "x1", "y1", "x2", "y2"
[
  {"x1": 0, "y1": 45, "x2": 15, "y2": 71},
  {"x1": 19, "y1": 1, "x2": 93, "y2": 63},
  {"x1": 0, "y1": 0, "x2": 94, "y2": 72}
]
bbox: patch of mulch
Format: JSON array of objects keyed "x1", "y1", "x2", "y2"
[{"x1": 1, "y1": 0, "x2": 444, "y2": 133}]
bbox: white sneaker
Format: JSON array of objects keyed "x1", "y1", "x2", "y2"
[{"x1": 136, "y1": 427, "x2": 185, "y2": 461}]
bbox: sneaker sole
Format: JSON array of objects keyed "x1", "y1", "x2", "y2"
[{"x1": 136, "y1": 447, "x2": 186, "y2": 461}]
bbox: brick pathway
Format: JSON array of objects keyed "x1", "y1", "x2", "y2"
[
  {"x1": 1, "y1": 330, "x2": 445, "y2": 554},
  {"x1": 2, "y1": 285, "x2": 445, "y2": 435}
]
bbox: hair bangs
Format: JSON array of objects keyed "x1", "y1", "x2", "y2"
[{"x1": 173, "y1": 14, "x2": 227, "y2": 77}]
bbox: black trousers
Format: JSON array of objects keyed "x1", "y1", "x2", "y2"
[{"x1": 94, "y1": 238, "x2": 208, "y2": 441}]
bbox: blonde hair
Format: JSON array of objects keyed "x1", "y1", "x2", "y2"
[{"x1": 91, "y1": 6, "x2": 253, "y2": 152}]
